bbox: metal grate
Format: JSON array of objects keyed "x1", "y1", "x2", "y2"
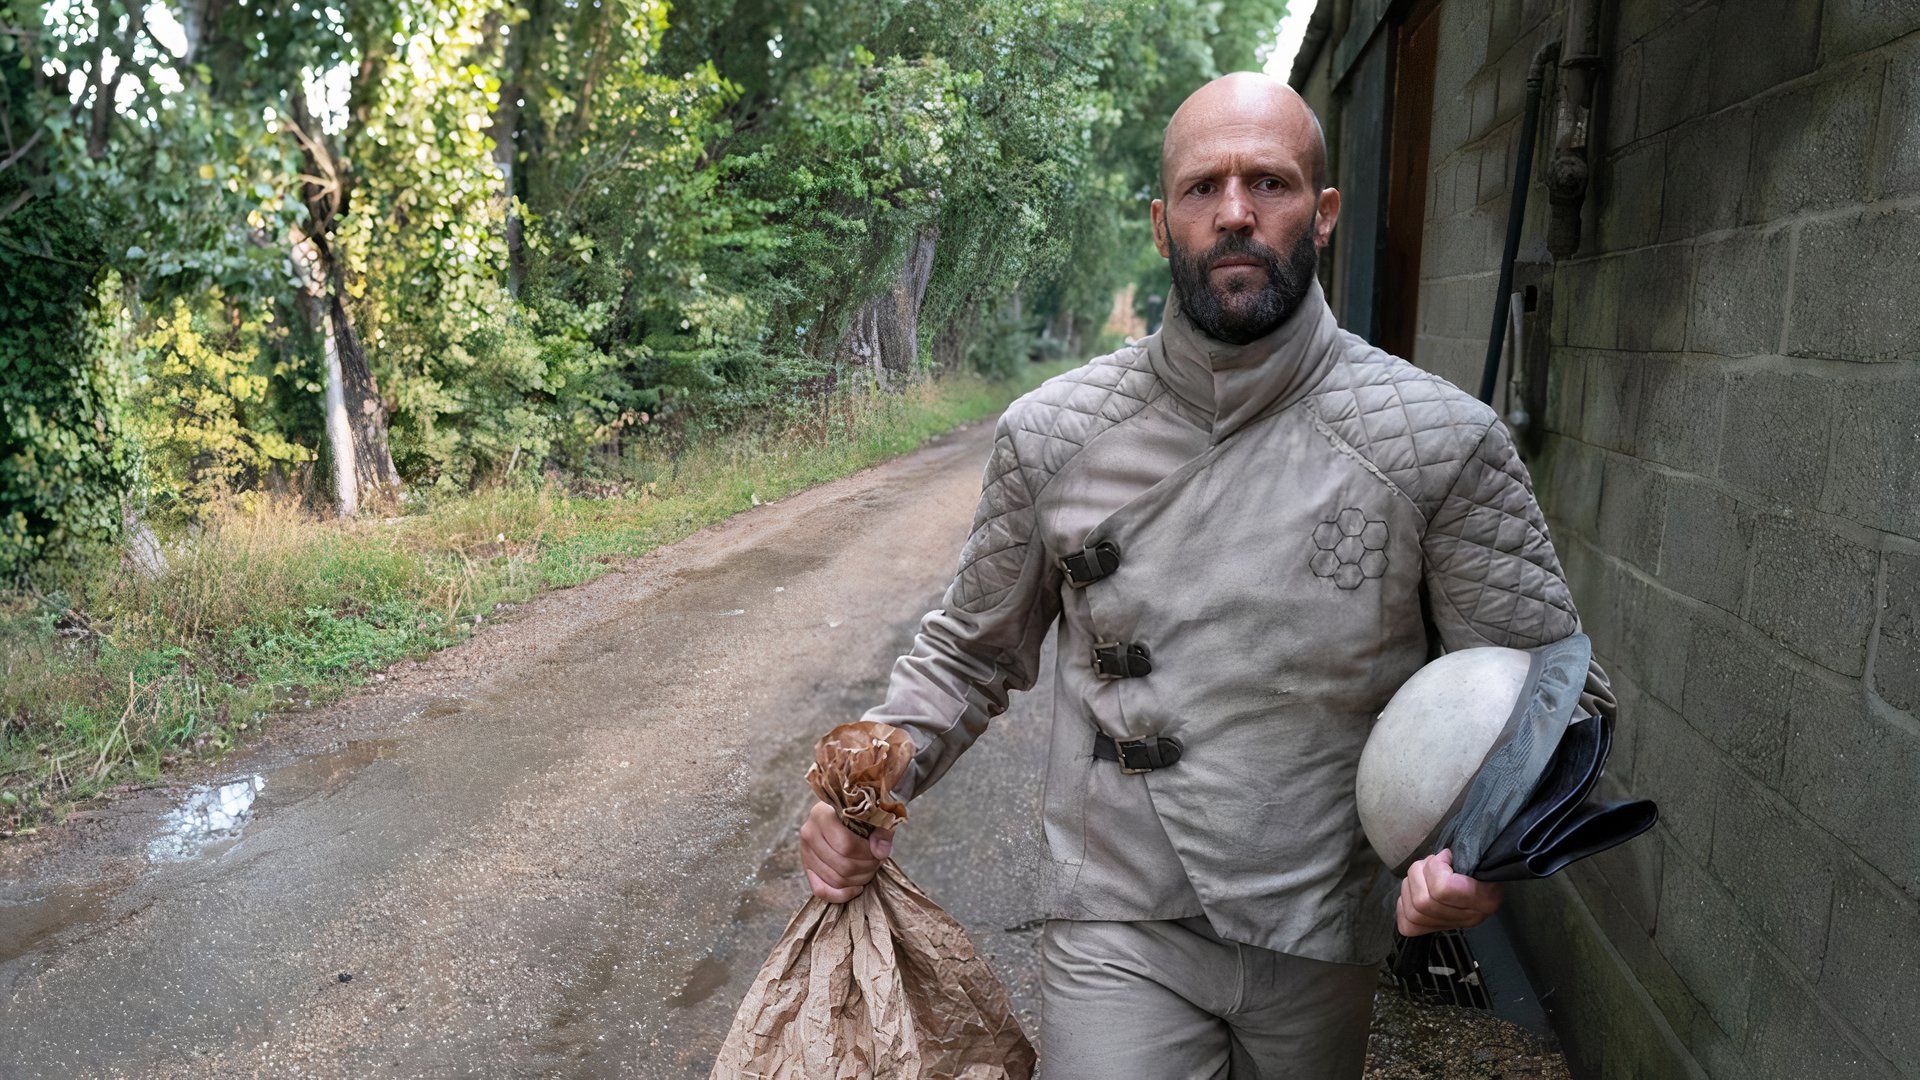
[{"x1": 1383, "y1": 929, "x2": 1493, "y2": 1010}]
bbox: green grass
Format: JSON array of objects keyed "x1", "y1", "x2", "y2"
[{"x1": 0, "y1": 361, "x2": 1076, "y2": 832}]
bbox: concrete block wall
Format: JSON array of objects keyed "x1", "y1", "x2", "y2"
[{"x1": 1413, "y1": 2, "x2": 1920, "y2": 1077}]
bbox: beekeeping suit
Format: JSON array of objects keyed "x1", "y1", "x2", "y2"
[{"x1": 857, "y1": 276, "x2": 1612, "y2": 1071}]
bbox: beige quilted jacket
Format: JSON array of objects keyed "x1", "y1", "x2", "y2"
[{"x1": 859, "y1": 278, "x2": 1613, "y2": 964}]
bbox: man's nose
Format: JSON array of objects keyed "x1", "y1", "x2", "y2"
[{"x1": 1215, "y1": 179, "x2": 1256, "y2": 234}]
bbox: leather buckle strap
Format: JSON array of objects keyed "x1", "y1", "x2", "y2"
[
  {"x1": 1059, "y1": 540, "x2": 1121, "y2": 587},
  {"x1": 1091, "y1": 641, "x2": 1151, "y2": 679},
  {"x1": 1094, "y1": 732, "x2": 1182, "y2": 775}
]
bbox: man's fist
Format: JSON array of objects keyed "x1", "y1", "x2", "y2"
[
  {"x1": 1395, "y1": 849, "x2": 1503, "y2": 936},
  {"x1": 799, "y1": 800, "x2": 894, "y2": 903}
]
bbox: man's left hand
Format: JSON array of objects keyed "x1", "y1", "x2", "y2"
[{"x1": 1395, "y1": 848, "x2": 1503, "y2": 936}]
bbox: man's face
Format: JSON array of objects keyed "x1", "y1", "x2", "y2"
[{"x1": 1151, "y1": 94, "x2": 1341, "y2": 346}]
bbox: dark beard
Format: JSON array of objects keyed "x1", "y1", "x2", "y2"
[{"x1": 1167, "y1": 222, "x2": 1320, "y2": 346}]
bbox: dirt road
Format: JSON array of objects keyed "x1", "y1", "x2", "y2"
[
  {"x1": 0, "y1": 415, "x2": 1562, "y2": 1077},
  {"x1": 1, "y1": 418, "x2": 1054, "y2": 1076}
]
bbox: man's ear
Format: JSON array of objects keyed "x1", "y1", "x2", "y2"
[
  {"x1": 1150, "y1": 198, "x2": 1170, "y2": 258},
  {"x1": 1313, "y1": 188, "x2": 1341, "y2": 249}
]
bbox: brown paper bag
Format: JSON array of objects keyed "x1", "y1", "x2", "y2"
[{"x1": 709, "y1": 721, "x2": 1037, "y2": 1079}]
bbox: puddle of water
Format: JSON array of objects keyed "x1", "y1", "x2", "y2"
[
  {"x1": 145, "y1": 740, "x2": 400, "y2": 863},
  {"x1": 264, "y1": 739, "x2": 399, "y2": 803},
  {"x1": 146, "y1": 775, "x2": 266, "y2": 862},
  {"x1": 0, "y1": 885, "x2": 114, "y2": 966}
]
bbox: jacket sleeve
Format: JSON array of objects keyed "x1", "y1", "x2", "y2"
[
  {"x1": 1420, "y1": 419, "x2": 1616, "y2": 720},
  {"x1": 858, "y1": 411, "x2": 1064, "y2": 802}
]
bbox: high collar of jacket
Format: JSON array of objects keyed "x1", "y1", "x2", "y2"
[{"x1": 1148, "y1": 276, "x2": 1340, "y2": 443}]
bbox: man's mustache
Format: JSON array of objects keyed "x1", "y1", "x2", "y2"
[{"x1": 1200, "y1": 235, "x2": 1284, "y2": 272}]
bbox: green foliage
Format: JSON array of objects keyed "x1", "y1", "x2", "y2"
[
  {"x1": 128, "y1": 296, "x2": 313, "y2": 509},
  {"x1": 0, "y1": 0, "x2": 1287, "y2": 554},
  {"x1": 0, "y1": 359, "x2": 1073, "y2": 827},
  {"x1": 0, "y1": 195, "x2": 129, "y2": 578}
]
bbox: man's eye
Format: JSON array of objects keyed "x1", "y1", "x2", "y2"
[
  {"x1": 1256, "y1": 177, "x2": 1284, "y2": 192},
  {"x1": 1190, "y1": 182, "x2": 1215, "y2": 196}
]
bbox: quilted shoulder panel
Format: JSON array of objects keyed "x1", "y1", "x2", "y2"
[
  {"x1": 1000, "y1": 343, "x2": 1162, "y2": 500},
  {"x1": 948, "y1": 344, "x2": 1159, "y2": 613},
  {"x1": 1306, "y1": 333, "x2": 1498, "y2": 520},
  {"x1": 1422, "y1": 419, "x2": 1581, "y2": 649}
]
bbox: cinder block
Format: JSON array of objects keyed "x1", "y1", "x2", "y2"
[
  {"x1": 1657, "y1": 477, "x2": 1753, "y2": 614},
  {"x1": 1495, "y1": 42, "x2": 1530, "y2": 123},
  {"x1": 1599, "y1": 454, "x2": 1669, "y2": 573},
  {"x1": 1506, "y1": 873, "x2": 1711, "y2": 1080},
  {"x1": 1656, "y1": 847, "x2": 1762, "y2": 1038},
  {"x1": 1718, "y1": 370, "x2": 1835, "y2": 510},
  {"x1": 1686, "y1": 226, "x2": 1790, "y2": 356},
  {"x1": 1874, "y1": 43, "x2": 1920, "y2": 197},
  {"x1": 1581, "y1": 348, "x2": 1641, "y2": 451},
  {"x1": 1619, "y1": 574, "x2": 1694, "y2": 709},
  {"x1": 1616, "y1": 0, "x2": 1691, "y2": 46},
  {"x1": 1571, "y1": 258, "x2": 1625, "y2": 351},
  {"x1": 1742, "y1": 951, "x2": 1896, "y2": 1078},
  {"x1": 1746, "y1": 62, "x2": 1884, "y2": 224},
  {"x1": 1632, "y1": 696, "x2": 1719, "y2": 858},
  {"x1": 1821, "y1": 0, "x2": 1920, "y2": 63},
  {"x1": 1539, "y1": 433, "x2": 1604, "y2": 535},
  {"x1": 1636, "y1": 356, "x2": 1726, "y2": 470},
  {"x1": 1604, "y1": 676, "x2": 1647, "y2": 787},
  {"x1": 1477, "y1": 138, "x2": 1512, "y2": 206},
  {"x1": 1605, "y1": 45, "x2": 1646, "y2": 156},
  {"x1": 1543, "y1": 347, "x2": 1590, "y2": 439},
  {"x1": 1874, "y1": 551, "x2": 1920, "y2": 713},
  {"x1": 1707, "y1": 0, "x2": 1822, "y2": 110},
  {"x1": 1568, "y1": 540, "x2": 1630, "y2": 662},
  {"x1": 1488, "y1": 0, "x2": 1525, "y2": 62},
  {"x1": 1660, "y1": 112, "x2": 1751, "y2": 242},
  {"x1": 1819, "y1": 865, "x2": 1920, "y2": 1069},
  {"x1": 1682, "y1": 617, "x2": 1796, "y2": 780},
  {"x1": 1747, "y1": 512, "x2": 1879, "y2": 677},
  {"x1": 1826, "y1": 376, "x2": 1920, "y2": 539},
  {"x1": 1574, "y1": 818, "x2": 1666, "y2": 937},
  {"x1": 1707, "y1": 770, "x2": 1838, "y2": 983},
  {"x1": 1618, "y1": 243, "x2": 1693, "y2": 352},
  {"x1": 1471, "y1": 75, "x2": 1502, "y2": 145},
  {"x1": 1784, "y1": 671, "x2": 1920, "y2": 895},
  {"x1": 1789, "y1": 206, "x2": 1920, "y2": 362},
  {"x1": 1636, "y1": 7, "x2": 1716, "y2": 139},
  {"x1": 1598, "y1": 138, "x2": 1666, "y2": 251},
  {"x1": 1431, "y1": 89, "x2": 1474, "y2": 158}
]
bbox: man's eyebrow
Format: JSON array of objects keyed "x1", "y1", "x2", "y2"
[{"x1": 1171, "y1": 157, "x2": 1304, "y2": 187}]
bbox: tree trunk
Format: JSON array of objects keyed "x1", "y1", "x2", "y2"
[
  {"x1": 835, "y1": 226, "x2": 937, "y2": 387},
  {"x1": 287, "y1": 88, "x2": 401, "y2": 515},
  {"x1": 291, "y1": 227, "x2": 360, "y2": 516},
  {"x1": 490, "y1": 6, "x2": 529, "y2": 296}
]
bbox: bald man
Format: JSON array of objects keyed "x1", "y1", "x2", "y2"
[{"x1": 800, "y1": 73, "x2": 1611, "y2": 1077}]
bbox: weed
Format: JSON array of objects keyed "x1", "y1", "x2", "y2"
[{"x1": 0, "y1": 362, "x2": 1075, "y2": 832}]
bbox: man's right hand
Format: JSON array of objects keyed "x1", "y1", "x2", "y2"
[{"x1": 799, "y1": 800, "x2": 894, "y2": 903}]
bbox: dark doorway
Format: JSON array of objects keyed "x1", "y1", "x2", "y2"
[{"x1": 1378, "y1": 0, "x2": 1440, "y2": 361}]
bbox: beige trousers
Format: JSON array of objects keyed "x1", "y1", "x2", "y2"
[{"x1": 1038, "y1": 917, "x2": 1376, "y2": 1079}]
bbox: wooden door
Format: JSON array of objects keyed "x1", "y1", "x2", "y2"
[{"x1": 1378, "y1": 0, "x2": 1440, "y2": 362}]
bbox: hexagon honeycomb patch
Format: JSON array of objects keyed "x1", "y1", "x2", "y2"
[{"x1": 1309, "y1": 507, "x2": 1389, "y2": 590}]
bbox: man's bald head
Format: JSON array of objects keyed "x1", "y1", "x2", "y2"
[
  {"x1": 1150, "y1": 71, "x2": 1340, "y2": 345},
  {"x1": 1158, "y1": 72, "x2": 1328, "y2": 198}
]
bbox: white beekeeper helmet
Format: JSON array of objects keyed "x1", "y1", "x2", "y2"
[{"x1": 1357, "y1": 635, "x2": 1591, "y2": 876}]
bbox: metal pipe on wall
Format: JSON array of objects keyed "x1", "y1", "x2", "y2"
[
  {"x1": 1477, "y1": 41, "x2": 1561, "y2": 405},
  {"x1": 1548, "y1": 0, "x2": 1603, "y2": 257}
]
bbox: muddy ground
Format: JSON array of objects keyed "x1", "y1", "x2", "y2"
[{"x1": 0, "y1": 417, "x2": 1564, "y2": 1077}]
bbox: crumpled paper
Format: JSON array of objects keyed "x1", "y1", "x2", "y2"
[{"x1": 709, "y1": 721, "x2": 1036, "y2": 1079}]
